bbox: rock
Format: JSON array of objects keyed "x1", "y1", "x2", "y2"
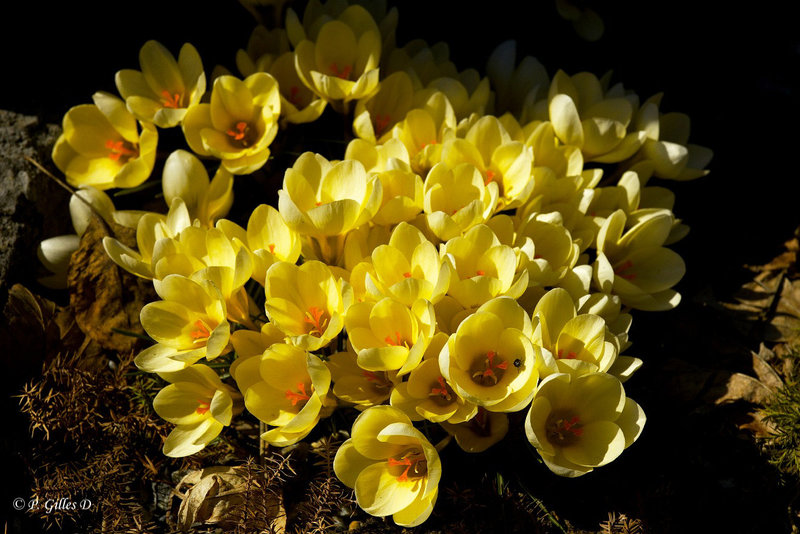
[{"x1": 0, "y1": 110, "x2": 69, "y2": 308}]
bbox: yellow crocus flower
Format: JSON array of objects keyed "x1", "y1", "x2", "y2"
[
  {"x1": 333, "y1": 405, "x2": 441, "y2": 527},
  {"x1": 183, "y1": 72, "x2": 280, "y2": 174},
  {"x1": 327, "y1": 347, "x2": 400, "y2": 410},
  {"x1": 153, "y1": 364, "x2": 241, "y2": 457},
  {"x1": 264, "y1": 260, "x2": 353, "y2": 351},
  {"x1": 52, "y1": 92, "x2": 157, "y2": 190},
  {"x1": 366, "y1": 222, "x2": 452, "y2": 306},
  {"x1": 161, "y1": 150, "x2": 233, "y2": 228},
  {"x1": 525, "y1": 372, "x2": 645, "y2": 477},
  {"x1": 345, "y1": 297, "x2": 435, "y2": 375},
  {"x1": 353, "y1": 70, "x2": 414, "y2": 142},
  {"x1": 115, "y1": 40, "x2": 206, "y2": 128},
  {"x1": 293, "y1": 5, "x2": 382, "y2": 111},
  {"x1": 245, "y1": 204, "x2": 302, "y2": 285},
  {"x1": 135, "y1": 274, "x2": 231, "y2": 373},
  {"x1": 439, "y1": 297, "x2": 539, "y2": 412},
  {"x1": 242, "y1": 343, "x2": 333, "y2": 447},
  {"x1": 442, "y1": 224, "x2": 527, "y2": 309}
]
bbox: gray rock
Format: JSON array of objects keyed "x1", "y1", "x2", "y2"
[{"x1": 0, "y1": 110, "x2": 70, "y2": 306}]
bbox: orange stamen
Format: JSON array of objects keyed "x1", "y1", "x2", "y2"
[
  {"x1": 374, "y1": 114, "x2": 391, "y2": 134},
  {"x1": 304, "y1": 306, "x2": 327, "y2": 336},
  {"x1": 161, "y1": 90, "x2": 181, "y2": 109},
  {"x1": 105, "y1": 139, "x2": 138, "y2": 162},
  {"x1": 195, "y1": 399, "x2": 210, "y2": 415},
  {"x1": 330, "y1": 62, "x2": 353, "y2": 80},
  {"x1": 430, "y1": 376, "x2": 451, "y2": 401},
  {"x1": 387, "y1": 456, "x2": 413, "y2": 482},
  {"x1": 285, "y1": 382, "x2": 311, "y2": 406},
  {"x1": 226, "y1": 121, "x2": 249, "y2": 141},
  {"x1": 384, "y1": 331, "x2": 406, "y2": 347},
  {"x1": 288, "y1": 85, "x2": 301, "y2": 105},
  {"x1": 614, "y1": 259, "x2": 636, "y2": 280},
  {"x1": 190, "y1": 319, "x2": 211, "y2": 342},
  {"x1": 420, "y1": 140, "x2": 437, "y2": 150}
]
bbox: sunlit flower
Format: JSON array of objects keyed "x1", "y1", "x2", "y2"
[
  {"x1": 264, "y1": 260, "x2": 353, "y2": 351},
  {"x1": 353, "y1": 70, "x2": 414, "y2": 142},
  {"x1": 327, "y1": 347, "x2": 400, "y2": 409},
  {"x1": 293, "y1": 5, "x2": 382, "y2": 110},
  {"x1": 242, "y1": 343, "x2": 332, "y2": 446},
  {"x1": 525, "y1": 372, "x2": 645, "y2": 477},
  {"x1": 52, "y1": 92, "x2": 157, "y2": 190},
  {"x1": 135, "y1": 274, "x2": 231, "y2": 373},
  {"x1": 183, "y1": 73, "x2": 280, "y2": 174},
  {"x1": 333, "y1": 405, "x2": 441, "y2": 527},
  {"x1": 346, "y1": 297, "x2": 435, "y2": 375},
  {"x1": 115, "y1": 40, "x2": 206, "y2": 128},
  {"x1": 245, "y1": 204, "x2": 302, "y2": 285},
  {"x1": 366, "y1": 222, "x2": 452, "y2": 306},
  {"x1": 162, "y1": 150, "x2": 233, "y2": 227},
  {"x1": 439, "y1": 297, "x2": 539, "y2": 411},
  {"x1": 153, "y1": 364, "x2": 241, "y2": 457}
]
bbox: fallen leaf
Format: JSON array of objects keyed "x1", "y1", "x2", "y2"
[
  {"x1": 67, "y1": 215, "x2": 155, "y2": 353},
  {"x1": 174, "y1": 466, "x2": 285, "y2": 532},
  {"x1": 751, "y1": 345, "x2": 784, "y2": 391},
  {"x1": 712, "y1": 372, "x2": 773, "y2": 405}
]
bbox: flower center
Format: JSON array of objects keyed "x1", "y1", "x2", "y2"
[
  {"x1": 304, "y1": 306, "x2": 328, "y2": 336},
  {"x1": 190, "y1": 319, "x2": 212, "y2": 343},
  {"x1": 428, "y1": 376, "x2": 454, "y2": 405},
  {"x1": 387, "y1": 449, "x2": 427, "y2": 482},
  {"x1": 285, "y1": 382, "x2": 312, "y2": 406},
  {"x1": 288, "y1": 85, "x2": 301, "y2": 106},
  {"x1": 161, "y1": 90, "x2": 182, "y2": 109},
  {"x1": 545, "y1": 413, "x2": 584, "y2": 446},
  {"x1": 471, "y1": 350, "x2": 508, "y2": 386},
  {"x1": 614, "y1": 259, "x2": 636, "y2": 280},
  {"x1": 195, "y1": 399, "x2": 210, "y2": 415},
  {"x1": 384, "y1": 331, "x2": 409, "y2": 348},
  {"x1": 362, "y1": 370, "x2": 392, "y2": 390},
  {"x1": 484, "y1": 169, "x2": 496, "y2": 186},
  {"x1": 105, "y1": 139, "x2": 139, "y2": 164},
  {"x1": 374, "y1": 113, "x2": 391, "y2": 135},
  {"x1": 330, "y1": 62, "x2": 353, "y2": 80},
  {"x1": 226, "y1": 121, "x2": 256, "y2": 147},
  {"x1": 557, "y1": 349, "x2": 578, "y2": 359}
]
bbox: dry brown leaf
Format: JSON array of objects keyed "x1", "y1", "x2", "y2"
[
  {"x1": 174, "y1": 466, "x2": 285, "y2": 532},
  {"x1": 751, "y1": 344, "x2": 784, "y2": 390},
  {"x1": 712, "y1": 372, "x2": 773, "y2": 405},
  {"x1": 67, "y1": 215, "x2": 155, "y2": 353}
]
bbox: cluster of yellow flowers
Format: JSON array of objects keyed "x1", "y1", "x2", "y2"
[{"x1": 45, "y1": 0, "x2": 711, "y2": 527}]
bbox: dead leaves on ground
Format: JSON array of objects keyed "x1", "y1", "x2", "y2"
[{"x1": 67, "y1": 215, "x2": 155, "y2": 354}]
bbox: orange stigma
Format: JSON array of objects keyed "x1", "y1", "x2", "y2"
[
  {"x1": 402, "y1": 271, "x2": 412, "y2": 278},
  {"x1": 195, "y1": 399, "x2": 210, "y2": 415},
  {"x1": 430, "y1": 376, "x2": 452, "y2": 401},
  {"x1": 268, "y1": 243, "x2": 276, "y2": 254},
  {"x1": 473, "y1": 350, "x2": 507, "y2": 385},
  {"x1": 374, "y1": 114, "x2": 391, "y2": 134},
  {"x1": 190, "y1": 319, "x2": 211, "y2": 342},
  {"x1": 384, "y1": 331, "x2": 407, "y2": 347},
  {"x1": 285, "y1": 382, "x2": 311, "y2": 406},
  {"x1": 105, "y1": 139, "x2": 138, "y2": 163},
  {"x1": 557, "y1": 349, "x2": 578, "y2": 359},
  {"x1": 476, "y1": 270, "x2": 486, "y2": 276},
  {"x1": 161, "y1": 90, "x2": 181, "y2": 109},
  {"x1": 330, "y1": 62, "x2": 353, "y2": 80},
  {"x1": 614, "y1": 259, "x2": 636, "y2": 280},
  {"x1": 226, "y1": 121, "x2": 249, "y2": 141},
  {"x1": 304, "y1": 306, "x2": 328, "y2": 336},
  {"x1": 288, "y1": 85, "x2": 301, "y2": 105},
  {"x1": 387, "y1": 451, "x2": 427, "y2": 482},
  {"x1": 484, "y1": 170, "x2": 496, "y2": 186}
]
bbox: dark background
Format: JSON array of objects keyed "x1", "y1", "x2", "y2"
[{"x1": 1, "y1": 1, "x2": 798, "y2": 532}]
